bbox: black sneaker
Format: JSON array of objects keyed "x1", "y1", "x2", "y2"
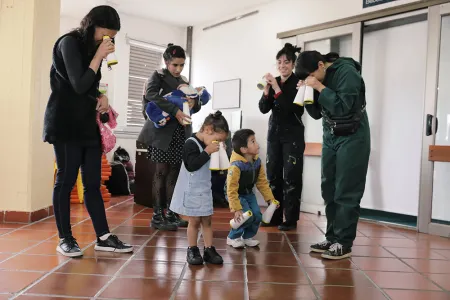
[
  {"x1": 321, "y1": 243, "x2": 352, "y2": 260},
  {"x1": 278, "y1": 221, "x2": 297, "y2": 231},
  {"x1": 187, "y1": 246, "x2": 204, "y2": 265},
  {"x1": 310, "y1": 240, "x2": 333, "y2": 253},
  {"x1": 57, "y1": 237, "x2": 83, "y2": 257},
  {"x1": 95, "y1": 234, "x2": 134, "y2": 253},
  {"x1": 166, "y1": 210, "x2": 189, "y2": 228},
  {"x1": 151, "y1": 208, "x2": 178, "y2": 231},
  {"x1": 203, "y1": 246, "x2": 223, "y2": 265}
]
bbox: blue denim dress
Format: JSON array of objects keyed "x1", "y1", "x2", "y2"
[{"x1": 169, "y1": 137, "x2": 213, "y2": 217}]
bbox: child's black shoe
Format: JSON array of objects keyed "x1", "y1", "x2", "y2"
[
  {"x1": 187, "y1": 246, "x2": 204, "y2": 265},
  {"x1": 203, "y1": 246, "x2": 223, "y2": 265}
]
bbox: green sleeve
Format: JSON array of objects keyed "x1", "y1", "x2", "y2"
[{"x1": 318, "y1": 65, "x2": 362, "y2": 117}]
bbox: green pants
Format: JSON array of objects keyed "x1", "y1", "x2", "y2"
[{"x1": 321, "y1": 118, "x2": 370, "y2": 248}]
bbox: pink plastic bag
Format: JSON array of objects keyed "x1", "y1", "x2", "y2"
[{"x1": 96, "y1": 106, "x2": 118, "y2": 154}]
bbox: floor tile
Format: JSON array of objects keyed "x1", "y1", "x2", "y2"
[
  {"x1": 427, "y1": 274, "x2": 450, "y2": 290},
  {"x1": 0, "y1": 254, "x2": 67, "y2": 271},
  {"x1": 82, "y1": 245, "x2": 133, "y2": 260},
  {"x1": 315, "y1": 286, "x2": 387, "y2": 300},
  {"x1": 28, "y1": 273, "x2": 111, "y2": 297},
  {"x1": 198, "y1": 238, "x2": 230, "y2": 250},
  {"x1": 26, "y1": 223, "x2": 58, "y2": 231},
  {"x1": 119, "y1": 260, "x2": 185, "y2": 279},
  {"x1": 385, "y1": 247, "x2": 447, "y2": 259},
  {"x1": 183, "y1": 264, "x2": 244, "y2": 281},
  {"x1": 0, "y1": 239, "x2": 40, "y2": 253},
  {"x1": 23, "y1": 242, "x2": 85, "y2": 256},
  {"x1": 248, "y1": 283, "x2": 316, "y2": 300},
  {"x1": 366, "y1": 271, "x2": 441, "y2": 290},
  {"x1": 246, "y1": 265, "x2": 308, "y2": 283},
  {"x1": 288, "y1": 234, "x2": 325, "y2": 244},
  {"x1": 403, "y1": 259, "x2": 450, "y2": 273},
  {"x1": 111, "y1": 225, "x2": 155, "y2": 236},
  {"x1": 385, "y1": 290, "x2": 450, "y2": 300},
  {"x1": 246, "y1": 250, "x2": 297, "y2": 266},
  {"x1": 298, "y1": 253, "x2": 356, "y2": 269},
  {"x1": 99, "y1": 278, "x2": 176, "y2": 299},
  {"x1": 358, "y1": 229, "x2": 406, "y2": 238},
  {"x1": 351, "y1": 257, "x2": 414, "y2": 272},
  {"x1": 352, "y1": 246, "x2": 395, "y2": 258},
  {"x1": 175, "y1": 281, "x2": 245, "y2": 300},
  {"x1": 0, "y1": 224, "x2": 25, "y2": 229},
  {"x1": 306, "y1": 268, "x2": 375, "y2": 286},
  {"x1": 0, "y1": 270, "x2": 45, "y2": 293},
  {"x1": 147, "y1": 236, "x2": 190, "y2": 248},
  {"x1": 2, "y1": 230, "x2": 56, "y2": 241},
  {"x1": 0, "y1": 295, "x2": 10, "y2": 300},
  {"x1": 291, "y1": 242, "x2": 314, "y2": 254},
  {"x1": 0, "y1": 229, "x2": 13, "y2": 236},
  {"x1": 370, "y1": 238, "x2": 417, "y2": 248},
  {"x1": 434, "y1": 250, "x2": 450, "y2": 260},
  {"x1": 122, "y1": 219, "x2": 151, "y2": 227},
  {"x1": 215, "y1": 248, "x2": 244, "y2": 264},
  {"x1": 17, "y1": 296, "x2": 87, "y2": 300},
  {"x1": 55, "y1": 257, "x2": 126, "y2": 275},
  {"x1": 353, "y1": 236, "x2": 380, "y2": 246},
  {"x1": 415, "y1": 238, "x2": 450, "y2": 250},
  {"x1": 135, "y1": 247, "x2": 187, "y2": 262},
  {"x1": 0, "y1": 253, "x2": 12, "y2": 262}
]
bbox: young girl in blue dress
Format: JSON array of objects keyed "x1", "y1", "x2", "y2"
[{"x1": 169, "y1": 111, "x2": 230, "y2": 265}]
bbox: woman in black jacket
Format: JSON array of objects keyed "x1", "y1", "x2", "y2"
[
  {"x1": 43, "y1": 6, "x2": 132, "y2": 257},
  {"x1": 259, "y1": 43, "x2": 305, "y2": 231},
  {"x1": 138, "y1": 44, "x2": 201, "y2": 231}
]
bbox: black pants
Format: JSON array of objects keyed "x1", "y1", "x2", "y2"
[
  {"x1": 53, "y1": 143, "x2": 110, "y2": 238},
  {"x1": 152, "y1": 163, "x2": 181, "y2": 209},
  {"x1": 266, "y1": 128, "x2": 305, "y2": 225}
]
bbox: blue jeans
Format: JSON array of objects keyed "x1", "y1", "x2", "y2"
[{"x1": 228, "y1": 194, "x2": 262, "y2": 239}]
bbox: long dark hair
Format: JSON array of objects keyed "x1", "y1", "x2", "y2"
[
  {"x1": 276, "y1": 43, "x2": 301, "y2": 62},
  {"x1": 69, "y1": 5, "x2": 121, "y2": 54},
  {"x1": 295, "y1": 51, "x2": 340, "y2": 79},
  {"x1": 163, "y1": 43, "x2": 186, "y2": 62}
]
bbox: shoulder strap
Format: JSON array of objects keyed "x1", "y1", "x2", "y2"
[{"x1": 187, "y1": 137, "x2": 203, "y2": 153}]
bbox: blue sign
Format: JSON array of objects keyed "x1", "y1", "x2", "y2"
[{"x1": 363, "y1": 0, "x2": 398, "y2": 8}]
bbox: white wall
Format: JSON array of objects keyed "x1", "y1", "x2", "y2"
[
  {"x1": 190, "y1": 0, "x2": 420, "y2": 206},
  {"x1": 60, "y1": 13, "x2": 186, "y2": 165}
]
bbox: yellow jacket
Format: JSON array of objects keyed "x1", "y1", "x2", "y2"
[{"x1": 226, "y1": 151, "x2": 275, "y2": 212}]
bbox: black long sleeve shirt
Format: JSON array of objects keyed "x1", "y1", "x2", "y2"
[
  {"x1": 43, "y1": 33, "x2": 102, "y2": 144},
  {"x1": 183, "y1": 135, "x2": 210, "y2": 172}
]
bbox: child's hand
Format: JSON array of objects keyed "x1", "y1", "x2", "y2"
[
  {"x1": 205, "y1": 142, "x2": 219, "y2": 155},
  {"x1": 234, "y1": 210, "x2": 244, "y2": 222}
]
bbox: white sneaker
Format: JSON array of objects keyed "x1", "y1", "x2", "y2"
[
  {"x1": 243, "y1": 238, "x2": 260, "y2": 247},
  {"x1": 227, "y1": 237, "x2": 245, "y2": 249}
]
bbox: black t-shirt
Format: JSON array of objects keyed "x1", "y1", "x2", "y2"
[{"x1": 183, "y1": 134, "x2": 210, "y2": 172}]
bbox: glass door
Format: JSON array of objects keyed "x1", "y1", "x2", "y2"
[
  {"x1": 295, "y1": 24, "x2": 361, "y2": 216},
  {"x1": 418, "y1": 3, "x2": 450, "y2": 237}
]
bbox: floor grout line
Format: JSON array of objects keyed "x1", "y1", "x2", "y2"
[
  {"x1": 350, "y1": 260, "x2": 392, "y2": 299},
  {"x1": 282, "y1": 232, "x2": 321, "y2": 300},
  {"x1": 8, "y1": 199, "x2": 144, "y2": 300},
  {"x1": 382, "y1": 246, "x2": 450, "y2": 295},
  {"x1": 92, "y1": 229, "x2": 159, "y2": 299},
  {"x1": 243, "y1": 247, "x2": 249, "y2": 300}
]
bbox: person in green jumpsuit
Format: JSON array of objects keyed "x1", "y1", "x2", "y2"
[{"x1": 295, "y1": 51, "x2": 371, "y2": 260}]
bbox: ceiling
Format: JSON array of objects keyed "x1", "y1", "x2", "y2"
[{"x1": 61, "y1": 0, "x2": 280, "y2": 27}]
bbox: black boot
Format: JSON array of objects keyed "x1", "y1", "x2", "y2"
[
  {"x1": 278, "y1": 221, "x2": 297, "y2": 231},
  {"x1": 187, "y1": 246, "x2": 204, "y2": 265},
  {"x1": 150, "y1": 207, "x2": 177, "y2": 231},
  {"x1": 166, "y1": 209, "x2": 189, "y2": 228}
]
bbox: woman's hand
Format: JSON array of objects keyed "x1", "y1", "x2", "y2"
[
  {"x1": 205, "y1": 142, "x2": 220, "y2": 155},
  {"x1": 265, "y1": 73, "x2": 280, "y2": 93},
  {"x1": 305, "y1": 76, "x2": 325, "y2": 92},
  {"x1": 95, "y1": 39, "x2": 115, "y2": 60},
  {"x1": 175, "y1": 109, "x2": 191, "y2": 126},
  {"x1": 96, "y1": 94, "x2": 109, "y2": 113}
]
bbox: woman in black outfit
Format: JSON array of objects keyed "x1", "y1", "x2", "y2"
[
  {"x1": 43, "y1": 6, "x2": 132, "y2": 257},
  {"x1": 259, "y1": 43, "x2": 305, "y2": 231},
  {"x1": 138, "y1": 44, "x2": 201, "y2": 231}
]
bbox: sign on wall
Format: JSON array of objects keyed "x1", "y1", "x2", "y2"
[{"x1": 363, "y1": 0, "x2": 398, "y2": 8}]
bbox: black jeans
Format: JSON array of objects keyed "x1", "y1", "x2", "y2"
[
  {"x1": 53, "y1": 142, "x2": 110, "y2": 238},
  {"x1": 266, "y1": 126, "x2": 305, "y2": 225}
]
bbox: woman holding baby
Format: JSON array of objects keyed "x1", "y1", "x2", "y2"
[{"x1": 138, "y1": 44, "x2": 202, "y2": 231}]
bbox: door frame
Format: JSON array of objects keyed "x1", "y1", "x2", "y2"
[
  {"x1": 296, "y1": 23, "x2": 362, "y2": 62},
  {"x1": 418, "y1": 3, "x2": 450, "y2": 237}
]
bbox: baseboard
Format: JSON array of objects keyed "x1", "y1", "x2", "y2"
[
  {"x1": 300, "y1": 202, "x2": 326, "y2": 216},
  {"x1": 360, "y1": 208, "x2": 417, "y2": 227},
  {"x1": 0, "y1": 205, "x2": 54, "y2": 224}
]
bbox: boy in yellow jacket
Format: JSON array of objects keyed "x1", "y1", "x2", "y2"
[{"x1": 226, "y1": 129, "x2": 276, "y2": 248}]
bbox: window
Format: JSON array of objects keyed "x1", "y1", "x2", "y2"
[{"x1": 127, "y1": 44, "x2": 163, "y2": 128}]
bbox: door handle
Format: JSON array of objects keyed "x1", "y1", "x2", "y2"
[{"x1": 426, "y1": 114, "x2": 433, "y2": 136}]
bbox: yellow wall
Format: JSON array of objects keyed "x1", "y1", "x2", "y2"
[{"x1": 0, "y1": 0, "x2": 60, "y2": 212}]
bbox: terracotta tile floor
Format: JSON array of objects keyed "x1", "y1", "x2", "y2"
[{"x1": 0, "y1": 197, "x2": 450, "y2": 299}]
